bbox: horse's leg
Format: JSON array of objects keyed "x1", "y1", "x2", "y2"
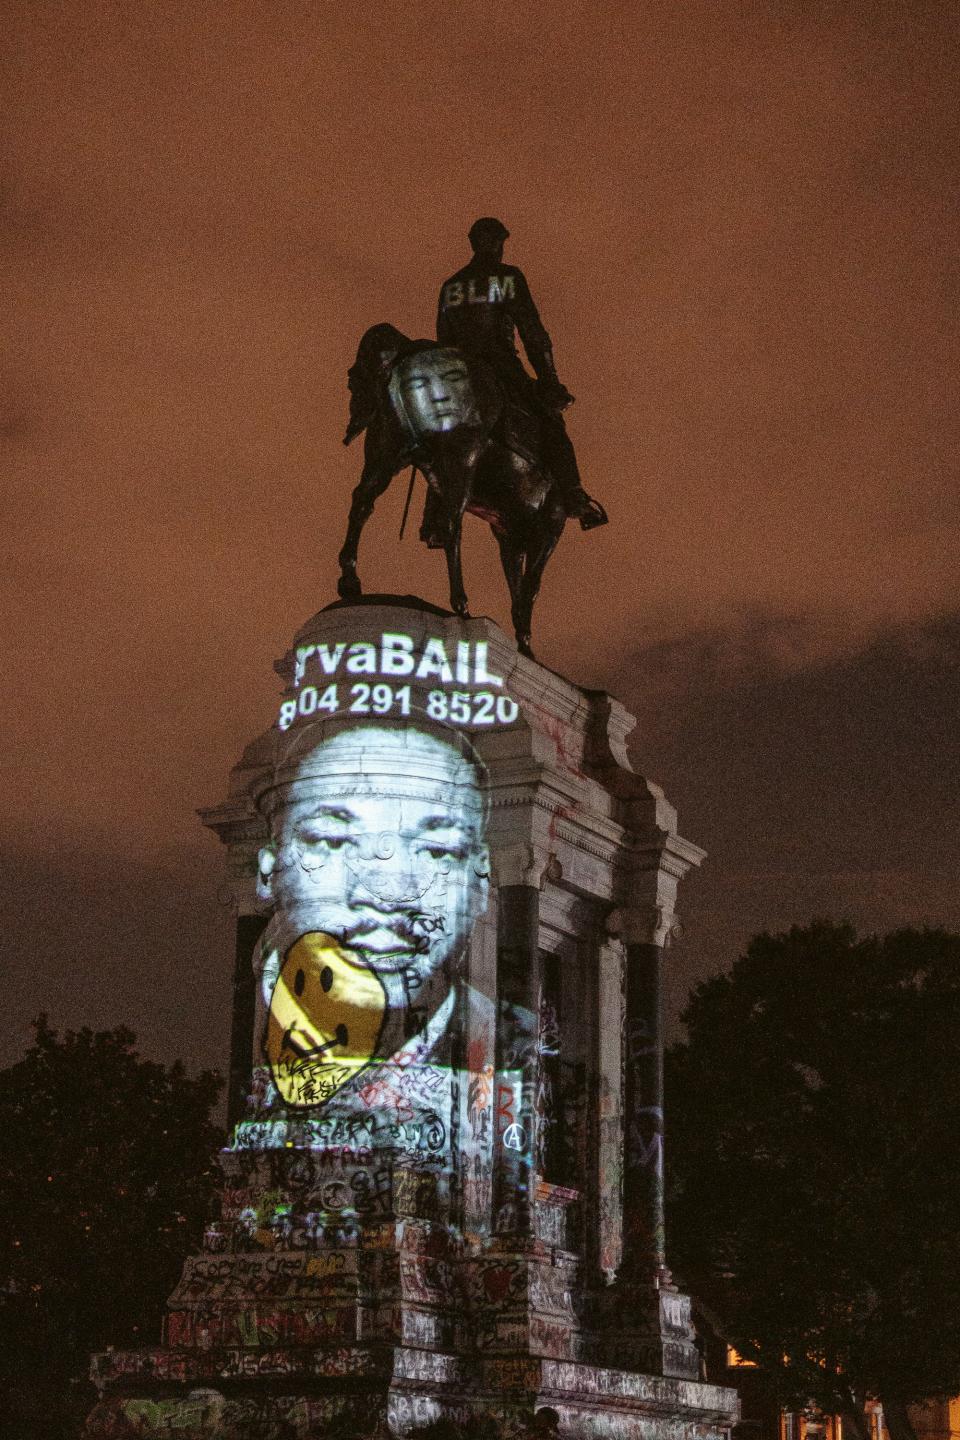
[
  {"x1": 514, "y1": 500, "x2": 565, "y2": 658},
  {"x1": 337, "y1": 431, "x2": 395, "y2": 599},
  {"x1": 430, "y1": 444, "x2": 477, "y2": 618},
  {"x1": 444, "y1": 489, "x2": 471, "y2": 617},
  {"x1": 495, "y1": 531, "x2": 525, "y2": 641}
]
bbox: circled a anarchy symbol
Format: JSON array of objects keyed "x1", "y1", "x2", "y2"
[{"x1": 502, "y1": 1122, "x2": 525, "y2": 1151}]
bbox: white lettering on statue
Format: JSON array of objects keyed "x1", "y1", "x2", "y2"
[
  {"x1": 473, "y1": 642, "x2": 503, "y2": 687},
  {"x1": 444, "y1": 282, "x2": 464, "y2": 307},
  {"x1": 416, "y1": 638, "x2": 454, "y2": 683},
  {"x1": 286, "y1": 633, "x2": 515, "y2": 719},
  {"x1": 380, "y1": 633, "x2": 416, "y2": 676},
  {"x1": 487, "y1": 275, "x2": 515, "y2": 303},
  {"x1": 346, "y1": 642, "x2": 378, "y2": 674},
  {"x1": 294, "y1": 645, "x2": 315, "y2": 685},
  {"x1": 316, "y1": 643, "x2": 347, "y2": 675}
]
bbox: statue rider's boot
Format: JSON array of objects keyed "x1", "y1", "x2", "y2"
[
  {"x1": 565, "y1": 485, "x2": 608, "y2": 529},
  {"x1": 546, "y1": 443, "x2": 608, "y2": 528},
  {"x1": 535, "y1": 358, "x2": 609, "y2": 531},
  {"x1": 554, "y1": 472, "x2": 608, "y2": 530}
]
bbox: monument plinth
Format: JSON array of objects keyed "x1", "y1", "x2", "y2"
[{"x1": 86, "y1": 601, "x2": 737, "y2": 1440}]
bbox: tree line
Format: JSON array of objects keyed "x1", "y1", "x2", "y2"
[
  {"x1": 0, "y1": 1019, "x2": 222, "y2": 1437},
  {"x1": 667, "y1": 922, "x2": 960, "y2": 1440},
  {"x1": 3, "y1": 922, "x2": 958, "y2": 1437}
]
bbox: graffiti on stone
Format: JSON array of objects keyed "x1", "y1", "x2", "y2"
[{"x1": 81, "y1": 618, "x2": 739, "y2": 1440}]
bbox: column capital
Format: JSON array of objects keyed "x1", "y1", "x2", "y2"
[
  {"x1": 606, "y1": 904, "x2": 682, "y2": 948},
  {"x1": 490, "y1": 842, "x2": 554, "y2": 889},
  {"x1": 628, "y1": 832, "x2": 707, "y2": 882}
]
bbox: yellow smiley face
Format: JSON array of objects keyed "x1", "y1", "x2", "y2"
[{"x1": 265, "y1": 932, "x2": 387, "y2": 1109}]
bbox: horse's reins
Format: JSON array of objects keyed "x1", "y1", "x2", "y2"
[{"x1": 398, "y1": 465, "x2": 418, "y2": 541}]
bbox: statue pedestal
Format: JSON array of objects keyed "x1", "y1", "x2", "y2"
[
  {"x1": 586, "y1": 1279, "x2": 701, "y2": 1380},
  {"x1": 86, "y1": 601, "x2": 737, "y2": 1440}
]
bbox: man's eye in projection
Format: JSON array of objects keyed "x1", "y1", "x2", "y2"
[
  {"x1": 418, "y1": 842, "x2": 468, "y2": 867},
  {"x1": 288, "y1": 830, "x2": 359, "y2": 874},
  {"x1": 298, "y1": 829, "x2": 355, "y2": 852}
]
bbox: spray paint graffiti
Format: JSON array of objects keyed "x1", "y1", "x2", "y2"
[{"x1": 83, "y1": 617, "x2": 738, "y2": 1440}]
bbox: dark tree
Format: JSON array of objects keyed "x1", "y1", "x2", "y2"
[
  {"x1": 0, "y1": 1017, "x2": 223, "y2": 1437},
  {"x1": 666, "y1": 923, "x2": 960, "y2": 1440}
]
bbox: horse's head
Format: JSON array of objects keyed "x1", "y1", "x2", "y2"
[
  {"x1": 387, "y1": 344, "x2": 504, "y2": 451},
  {"x1": 344, "y1": 323, "x2": 412, "y2": 445},
  {"x1": 387, "y1": 345, "x2": 481, "y2": 443}
]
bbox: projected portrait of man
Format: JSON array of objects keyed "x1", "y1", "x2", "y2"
[
  {"x1": 389, "y1": 346, "x2": 481, "y2": 437},
  {"x1": 249, "y1": 718, "x2": 490, "y2": 1153}
]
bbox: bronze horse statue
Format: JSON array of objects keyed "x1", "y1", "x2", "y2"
[{"x1": 337, "y1": 324, "x2": 604, "y2": 657}]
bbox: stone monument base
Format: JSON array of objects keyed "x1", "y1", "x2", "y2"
[
  {"x1": 88, "y1": 1345, "x2": 736, "y2": 1440},
  {"x1": 89, "y1": 1163, "x2": 736, "y2": 1434},
  {"x1": 87, "y1": 1161, "x2": 736, "y2": 1440},
  {"x1": 85, "y1": 604, "x2": 739, "y2": 1440}
]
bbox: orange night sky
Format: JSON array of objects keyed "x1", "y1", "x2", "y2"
[{"x1": 4, "y1": 1, "x2": 958, "y2": 1074}]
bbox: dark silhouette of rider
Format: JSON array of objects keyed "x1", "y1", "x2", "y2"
[{"x1": 436, "y1": 217, "x2": 607, "y2": 529}]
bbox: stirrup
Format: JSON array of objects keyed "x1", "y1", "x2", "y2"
[{"x1": 579, "y1": 497, "x2": 608, "y2": 530}]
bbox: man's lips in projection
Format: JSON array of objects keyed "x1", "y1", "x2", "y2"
[{"x1": 340, "y1": 911, "x2": 439, "y2": 958}]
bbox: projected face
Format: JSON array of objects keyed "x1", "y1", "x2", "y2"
[
  {"x1": 262, "y1": 727, "x2": 488, "y2": 978},
  {"x1": 395, "y1": 350, "x2": 477, "y2": 434},
  {"x1": 257, "y1": 725, "x2": 489, "y2": 1110}
]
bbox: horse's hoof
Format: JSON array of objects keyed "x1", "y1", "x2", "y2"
[
  {"x1": 518, "y1": 638, "x2": 535, "y2": 660},
  {"x1": 337, "y1": 571, "x2": 362, "y2": 601}
]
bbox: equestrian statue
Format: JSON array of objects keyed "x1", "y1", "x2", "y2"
[{"x1": 336, "y1": 217, "x2": 607, "y2": 658}]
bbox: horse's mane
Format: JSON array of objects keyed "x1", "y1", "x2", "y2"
[
  {"x1": 346, "y1": 325, "x2": 449, "y2": 442},
  {"x1": 348, "y1": 325, "x2": 500, "y2": 449}
]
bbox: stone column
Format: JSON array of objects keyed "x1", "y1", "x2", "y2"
[
  {"x1": 536, "y1": 949, "x2": 564, "y2": 1185},
  {"x1": 491, "y1": 844, "x2": 547, "y2": 1239},
  {"x1": 616, "y1": 904, "x2": 676, "y2": 1284},
  {"x1": 227, "y1": 914, "x2": 267, "y2": 1128},
  {"x1": 594, "y1": 893, "x2": 704, "y2": 1379}
]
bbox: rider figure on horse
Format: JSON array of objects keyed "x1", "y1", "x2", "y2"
[
  {"x1": 433, "y1": 216, "x2": 607, "y2": 533},
  {"x1": 336, "y1": 220, "x2": 607, "y2": 653}
]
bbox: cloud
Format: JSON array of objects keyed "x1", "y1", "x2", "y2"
[
  {"x1": 3, "y1": 2, "x2": 957, "y2": 1060},
  {"x1": 610, "y1": 610, "x2": 960, "y2": 1033},
  {"x1": 0, "y1": 831, "x2": 232, "y2": 1077}
]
